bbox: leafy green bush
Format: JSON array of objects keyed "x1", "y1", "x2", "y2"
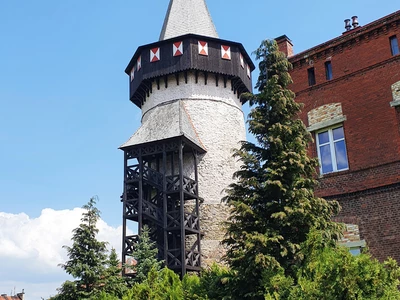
[{"x1": 123, "y1": 267, "x2": 183, "y2": 300}]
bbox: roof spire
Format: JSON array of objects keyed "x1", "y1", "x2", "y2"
[{"x1": 159, "y1": 0, "x2": 218, "y2": 41}]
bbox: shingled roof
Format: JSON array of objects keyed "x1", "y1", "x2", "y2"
[
  {"x1": 159, "y1": 0, "x2": 218, "y2": 41},
  {"x1": 120, "y1": 100, "x2": 205, "y2": 151}
]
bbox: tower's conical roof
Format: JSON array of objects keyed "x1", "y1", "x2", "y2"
[{"x1": 159, "y1": 0, "x2": 218, "y2": 41}]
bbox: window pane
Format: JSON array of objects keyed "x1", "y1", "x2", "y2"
[
  {"x1": 308, "y1": 68, "x2": 316, "y2": 86},
  {"x1": 332, "y1": 127, "x2": 344, "y2": 140},
  {"x1": 320, "y1": 144, "x2": 333, "y2": 173},
  {"x1": 334, "y1": 140, "x2": 349, "y2": 170},
  {"x1": 325, "y1": 61, "x2": 333, "y2": 80},
  {"x1": 318, "y1": 131, "x2": 330, "y2": 144},
  {"x1": 349, "y1": 248, "x2": 361, "y2": 256},
  {"x1": 390, "y1": 36, "x2": 399, "y2": 56}
]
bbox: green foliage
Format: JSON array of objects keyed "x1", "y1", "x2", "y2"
[
  {"x1": 49, "y1": 281, "x2": 77, "y2": 300},
  {"x1": 103, "y1": 248, "x2": 128, "y2": 297},
  {"x1": 59, "y1": 196, "x2": 108, "y2": 299},
  {"x1": 222, "y1": 39, "x2": 343, "y2": 299},
  {"x1": 123, "y1": 267, "x2": 183, "y2": 300},
  {"x1": 182, "y1": 273, "x2": 203, "y2": 300},
  {"x1": 89, "y1": 291, "x2": 120, "y2": 300},
  {"x1": 131, "y1": 225, "x2": 163, "y2": 283},
  {"x1": 289, "y1": 230, "x2": 400, "y2": 299},
  {"x1": 53, "y1": 197, "x2": 129, "y2": 300},
  {"x1": 183, "y1": 264, "x2": 233, "y2": 300}
]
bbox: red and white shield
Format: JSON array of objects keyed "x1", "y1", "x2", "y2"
[
  {"x1": 240, "y1": 53, "x2": 244, "y2": 69},
  {"x1": 150, "y1": 47, "x2": 160, "y2": 62},
  {"x1": 173, "y1": 41, "x2": 183, "y2": 56},
  {"x1": 221, "y1": 45, "x2": 231, "y2": 60},
  {"x1": 130, "y1": 66, "x2": 135, "y2": 82},
  {"x1": 247, "y1": 65, "x2": 251, "y2": 78},
  {"x1": 198, "y1": 41, "x2": 208, "y2": 56},
  {"x1": 137, "y1": 56, "x2": 142, "y2": 70}
]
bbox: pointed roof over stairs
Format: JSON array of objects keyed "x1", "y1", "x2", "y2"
[
  {"x1": 159, "y1": 0, "x2": 218, "y2": 41},
  {"x1": 120, "y1": 100, "x2": 206, "y2": 151}
]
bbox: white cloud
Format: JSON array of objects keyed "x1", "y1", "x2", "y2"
[{"x1": 0, "y1": 208, "x2": 126, "y2": 300}]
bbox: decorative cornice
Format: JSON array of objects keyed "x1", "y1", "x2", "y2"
[
  {"x1": 295, "y1": 55, "x2": 400, "y2": 96},
  {"x1": 289, "y1": 10, "x2": 400, "y2": 65},
  {"x1": 125, "y1": 34, "x2": 255, "y2": 108}
]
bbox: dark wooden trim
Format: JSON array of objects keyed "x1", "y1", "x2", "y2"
[
  {"x1": 138, "y1": 149, "x2": 143, "y2": 234},
  {"x1": 121, "y1": 138, "x2": 202, "y2": 278},
  {"x1": 162, "y1": 145, "x2": 168, "y2": 263},
  {"x1": 179, "y1": 141, "x2": 186, "y2": 275}
]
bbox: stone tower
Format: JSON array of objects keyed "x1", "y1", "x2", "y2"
[{"x1": 120, "y1": 0, "x2": 254, "y2": 275}]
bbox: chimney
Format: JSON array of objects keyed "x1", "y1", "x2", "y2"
[
  {"x1": 275, "y1": 35, "x2": 294, "y2": 57},
  {"x1": 352, "y1": 16, "x2": 359, "y2": 28},
  {"x1": 17, "y1": 290, "x2": 25, "y2": 300},
  {"x1": 344, "y1": 19, "x2": 351, "y2": 31}
]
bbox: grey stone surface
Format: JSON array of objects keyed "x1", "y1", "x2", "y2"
[
  {"x1": 390, "y1": 81, "x2": 400, "y2": 107},
  {"x1": 120, "y1": 100, "x2": 204, "y2": 149},
  {"x1": 123, "y1": 73, "x2": 246, "y2": 266},
  {"x1": 159, "y1": 0, "x2": 218, "y2": 41},
  {"x1": 307, "y1": 116, "x2": 347, "y2": 132}
]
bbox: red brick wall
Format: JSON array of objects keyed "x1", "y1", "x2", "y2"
[
  {"x1": 289, "y1": 18, "x2": 400, "y2": 93},
  {"x1": 282, "y1": 12, "x2": 400, "y2": 262},
  {"x1": 288, "y1": 20, "x2": 400, "y2": 174},
  {"x1": 331, "y1": 184, "x2": 400, "y2": 262}
]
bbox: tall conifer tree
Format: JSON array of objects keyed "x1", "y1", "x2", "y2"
[
  {"x1": 223, "y1": 40, "x2": 342, "y2": 299},
  {"x1": 104, "y1": 248, "x2": 128, "y2": 297},
  {"x1": 132, "y1": 225, "x2": 163, "y2": 283},
  {"x1": 60, "y1": 197, "x2": 108, "y2": 299}
]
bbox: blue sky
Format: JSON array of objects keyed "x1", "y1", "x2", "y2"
[{"x1": 0, "y1": 1, "x2": 399, "y2": 299}]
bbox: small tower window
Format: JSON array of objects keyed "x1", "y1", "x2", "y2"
[
  {"x1": 390, "y1": 36, "x2": 399, "y2": 56},
  {"x1": 308, "y1": 68, "x2": 316, "y2": 86},
  {"x1": 325, "y1": 61, "x2": 333, "y2": 80}
]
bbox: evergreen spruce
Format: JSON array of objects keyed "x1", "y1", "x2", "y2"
[
  {"x1": 132, "y1": 225, "x2": 162, "y2": 283},
  {"x1": 222, "y1": 40, "x2": 343, "y2": 299},
  {"x1": 104, "y1": 248, "x2": 128, "y2": 298},
  {"x1": 123, "y1": 267, "x2": 183, "y2": 300},
  {"x1": 59, "y1": 197, "x2": 108, "y2": 299}
]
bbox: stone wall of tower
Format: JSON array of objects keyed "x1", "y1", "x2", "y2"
[{"x1": 142, "y1": 71, "x2": 246, "y2": 265}]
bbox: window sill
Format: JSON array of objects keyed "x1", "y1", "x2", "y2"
[
  {"x1": 390, "y1": 99, "x2": 400, "y2": 107},
  {"x1": 319, "y1": 168, "x2": 350, "y2": 178}
]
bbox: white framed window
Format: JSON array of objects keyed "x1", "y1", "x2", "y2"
[{"x1": 316, "y1": 126, "x2": 349, "y2": 174}]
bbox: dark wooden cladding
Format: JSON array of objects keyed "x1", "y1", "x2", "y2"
[
  {"x1": 121, "y1": 137, "x2": 202, "y2": 277},
  {"x1": 126, "y1": 34, "x2": 255, "y2": 108}
]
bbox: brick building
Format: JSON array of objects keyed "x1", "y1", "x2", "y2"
[
  {"x1": 277, "y1": 11, "x2": 400, "y2": 262},
  {"x1": 0, "y1": 291, "x2": 24, "y2": 300}
]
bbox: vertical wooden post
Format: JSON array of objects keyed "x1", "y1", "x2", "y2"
[
  {"x1": 122, "y1": 150, "x2": 128, "y2": 276},
  {"x1": 179, "y1": 140, "x2": 186, "y2": 276},
  {"x1": 138, "y1": 148, "x2": 143, "y2": 235},
  {"x1": 194, "y1": 149, "x2": 201, "y2": 268},
  {"x1": 162, "y1": 145, "x2": 168, "y2": 263}
]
